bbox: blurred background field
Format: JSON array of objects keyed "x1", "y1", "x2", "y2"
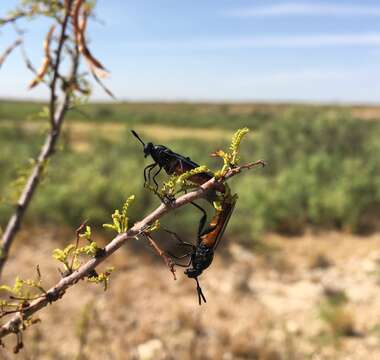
[
  {"x1": 1, "y1": 100, "x2": 379, "y2": 240},
  {"x1": 1, "y1": 100, "x2": 380, "y2": 359}
]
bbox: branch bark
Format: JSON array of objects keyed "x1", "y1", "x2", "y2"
[
  {"x1": 0, "y1": 1, "x2": 76, "y2": 278},
  {"x1": 0, "y1": 161, "x2": 264, "y2": 339}
]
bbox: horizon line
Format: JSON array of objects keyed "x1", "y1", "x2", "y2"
[{"x1": 0, "y1": 97, "x2": 379, "y2": 107}]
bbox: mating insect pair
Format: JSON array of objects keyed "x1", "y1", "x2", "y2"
[
  {"x1": 165, "y1": 195, "x2": 237, "y2": 304},
  {"x1": 132, "y1": 130, "x2": 236, "y2": 305}
]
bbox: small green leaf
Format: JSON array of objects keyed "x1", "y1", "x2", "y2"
[
  {"x1": 230, "y1": 127, "x2": 250, "y2": 166},
  {"x1": 103, "y1": 195, "x2": 136, "y2": 234},
  {"x1": 87, "y1": 267, "x2": 114, "y2": 291}
]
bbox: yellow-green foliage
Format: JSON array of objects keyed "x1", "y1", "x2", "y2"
[
  {"x1": 52, "y1": 244, "x2": 76, "y2": 270},
  {"x1": 75, "y1": 242, "x2": 99, "y2": 257},
  {"x1": 0, "y1": 277, "x2": 25, "y2": 297},
  {"x1": 212, "y1": 184, "x2": 234, "y2": 212},
  {"x1": 87, "y1": 267, "x2": 114, "y2": 291},
  {"x1": 160, "y1": 166, "x2": 209, "y2": 198},
  {"x1": 103, "y1": 195, "x2": 135, "y2": 234},
  {"x1": 160, "y1": 174, "x2": 177, "y2": 197},
  {"x1": 0, "y1": 266, "x2": 46, "y2": 300},
  {"x1": 176, "y1": 165, "x2": 209, "y2": 186},
  {"x1": 52, "y1": 225, "x2": 100, "y2": 272},
  {"x1": 80, "y1": 225, "x2": 92, "y2": 241},
  {"x1": 230, "y1": 127, "x2": 250, "y2": 165},
  {"x1": 3, "y1": 0, "x2": 65, "y2": 21},
  {"x1": 52, "y1": 243, "x2": 100, "y2": 271},
  {"x1": 214, "y1": 127, "x2": 250, "y2": 177},
  {"x1": 143, "y1": 219, "x2": 160, "y2": 233},
  {"x1": 50, "y1": 224, "x2": 114, "y2": 292}
]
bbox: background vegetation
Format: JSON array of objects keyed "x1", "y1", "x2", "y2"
[{"x1": 1, "y1": 100, "x2": 379, "y2": 247}]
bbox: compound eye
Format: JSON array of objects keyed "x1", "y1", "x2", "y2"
[{"x1": 144, "y1": 143, "x2": 154, "y2": 155}]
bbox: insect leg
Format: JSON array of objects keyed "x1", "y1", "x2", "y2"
[
  {"x1": 163, "y1": 229, "x2": 194, "y2": 248},
  {"x1": 166, "y1": 252, "x2": 192, "y2": 267},
  {"x1": 172, "y1": 261, "x2": 191, "y2": 268},
  {"x1": 144, "y1": 163, "x2": 156, "y2": 185},
  {"x1": 166, "y1": 251, "x2": 192, "y2": 260},
  {"x1": 190, "y1": 201, "x2": 208, "y2": 238},
  {"x1": 147, "y1": 164, "x2": 159, "y2": 186},
  {"x1": 152, "y1": 166, "x2": 163, "y2": 192},
  {"x1": 144, "y1": 233, "x2": 176, "y2": 280},
  {"x1": 163, "y1": 229, "x2": 194, "y2": 266}
]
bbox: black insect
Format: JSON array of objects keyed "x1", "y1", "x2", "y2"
[
  {"x1": 166, "y1": 194, "x2": 237, "y2": 305},
  {"x1": 131, "y1": 130, "x2": 223, "y2": 194}
]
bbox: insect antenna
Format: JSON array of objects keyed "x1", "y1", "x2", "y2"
[
  {"x1": 131, "y1": 130, "x2": 145, "y2": 147},
  {"x1": 195, "y1": 277, "x2": 207, "y2": 305}
]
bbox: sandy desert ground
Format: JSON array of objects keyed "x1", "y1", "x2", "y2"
[{"x1": 0, "y1": 228, "x2": 379, "y2": 359}]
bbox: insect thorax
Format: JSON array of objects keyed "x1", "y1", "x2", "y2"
[{"x1": 185, "y1": 243, "x2": 214, "y2": 278}]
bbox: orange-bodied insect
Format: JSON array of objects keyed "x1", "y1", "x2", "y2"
[{"x1": 166, "y1": 193, "x2": 238, "y2": 305}]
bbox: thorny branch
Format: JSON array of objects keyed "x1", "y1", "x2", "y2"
[
  {"x1": 0, "y1": 38, "x2": 22, "y2": 69},
  {"x1": 0, "y1": 13, "x2": 27, "y2": 26},
  {"x1": 0, "y1": 161, "x2": 264, "y2": 340},
  {"x1": 49, "y1": 6, "x2": 72, "y2": 127},
  {"x1": 0, "y1": 0, "x2": 114, "y2": 278},
  {"x1": 144, "y1": 233, "x2": 177, "y2": 280},
  {"x1": 0, "y1": 0, "x2": 76, "y2": 278}
]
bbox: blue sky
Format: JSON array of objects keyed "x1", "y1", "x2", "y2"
[{"x1": 0, "y1": 0, "x2": 380, "y2": 103}]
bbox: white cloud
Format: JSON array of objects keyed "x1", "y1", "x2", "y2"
[
  {"x1": 128, "y1": 33, "x2": 380, "y2": 49},
  {"x1": 224, "y1": 3, "x2": 380, "y2": 18},
  {"x1": 208, "y1": 33, "x2": 380, "y2": 48}
]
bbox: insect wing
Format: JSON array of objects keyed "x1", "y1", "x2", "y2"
[
  {"x1": 213, "y1": 195, "x2": 237, "y2": 251},
  {"x1": 165, "y1": 148, "x2": 200, "y2": 169}
]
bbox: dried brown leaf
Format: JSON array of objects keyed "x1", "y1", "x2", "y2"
[
  {"x1": 28, "y1": 25, "x2": 55, "y2": 89},
  {"x1": 73, "y1": 0, "x2": 109, "y2": 78},
  {"x1": 0, "y1": 39, "x2": 22, "y2": 69}
]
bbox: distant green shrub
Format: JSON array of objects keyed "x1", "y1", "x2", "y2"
[
  {"x1": 1, "y1": 105, "x2": 379, "y2": 246},
  {"x1": 95, "y1": 106, "x2": 114, "y2": 119}
]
